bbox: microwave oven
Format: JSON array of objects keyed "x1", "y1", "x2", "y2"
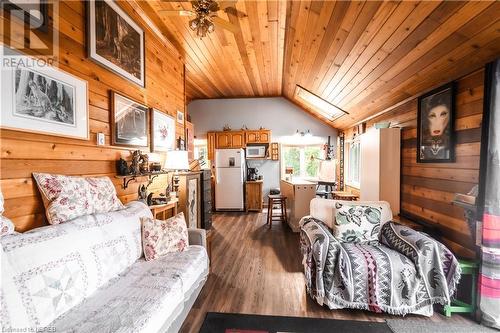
[{"x1": 246, "y1": 145, "x2": 267, "y2": 158}]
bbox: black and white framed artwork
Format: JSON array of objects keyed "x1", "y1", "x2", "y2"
[
  {"x1": 1, "y1": 55, "x2": 89, "y2": 140},
  {"x1": 110, "y1": 91, "x2": 149, "y2": 148},
  {"x1": 87, "y1": 0, "x2": 145, "y2": 87}
]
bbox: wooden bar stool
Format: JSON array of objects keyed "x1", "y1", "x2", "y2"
[{"x1": 267, "y1": 194, "x2": 287, "y2": 228}]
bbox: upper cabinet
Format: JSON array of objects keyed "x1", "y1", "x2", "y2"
[
  {"x1": 212, "y1": 129, "x2": 271, "y2": 149},
  {"x1": 245, "y1": 130, "x2": 270, "y2": 144},
  {"x1": 216, "y1": 132, "x2": 232, "y2": 148},
  {"x1": 230, "y1": 131, "x2": 245, "y2": 148},
  {"x1": 207, "y1": 132, "x2": 216, "y2": 161}
]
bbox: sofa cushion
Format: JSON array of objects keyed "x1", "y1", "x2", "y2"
[
  {"x1": 0, "y1": 201, "x2": 152, "y2": 329},
  {"x1": 333, "y1": 203, "x2": 382, "y2": 243},
  {"x1": 47, "y1": 246, "x2": 209, "y2": 333},
  {"x1": 0, "y1": 191, "x2": 16, "y2": 237},
  {"x1": 33, "y1": 173, "x2": 125, "y2": 225},
  {"x1": 309, "y1": 198, "x2": 393, "y2": 231},
  {"x1": 141, "y1": 213, "x2": 189, "y2": 261}
]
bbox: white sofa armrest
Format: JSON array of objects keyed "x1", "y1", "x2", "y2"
[{"x1": 188, "y1": 228, "x2": 207, "y2": 248}]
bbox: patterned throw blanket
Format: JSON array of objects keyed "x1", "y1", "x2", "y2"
[{"x1": 300, "y1": 218, "x2": 461, "y2": 316}]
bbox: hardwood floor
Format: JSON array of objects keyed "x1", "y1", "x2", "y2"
[{"x1": 180, "y1": 211, "x2": 475, "y2": 332}]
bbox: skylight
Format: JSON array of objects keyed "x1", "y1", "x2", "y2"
[{"x1": 294, "y1": 85, "x2": 348, "y2": 121}]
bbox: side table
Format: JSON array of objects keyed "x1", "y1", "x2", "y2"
[{"x1": 149, "y1": 198, "x2": 179, "y2": 220}]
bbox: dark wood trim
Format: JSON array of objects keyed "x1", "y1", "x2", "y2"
[{"x1": 476, "y1": 60, "x2": 496, "y2": 220}]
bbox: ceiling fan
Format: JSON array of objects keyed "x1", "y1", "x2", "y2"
[{"x1": 159, "y1": 0, "x2": 245, "y2": 37}]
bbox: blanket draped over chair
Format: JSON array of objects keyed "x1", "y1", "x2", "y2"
[{"x1": 300, "y1": 218, "x2": 461, "y2": 316}]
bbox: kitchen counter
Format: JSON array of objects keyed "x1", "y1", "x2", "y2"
[
  {"x1": 280, "y1": 180, "x2": 316, "y2": 232},
  {"x1": 245, "y1": 179, "x2": 264, "y2": 183},
  {"x1": 281, "y1": 178, "x2": 316, "y2": 185}
]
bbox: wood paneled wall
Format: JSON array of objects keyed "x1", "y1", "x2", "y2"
[
  {"x1": 343, "y1": 69, "x2": 484, "y2": 259},
  {"x1": 0, "y1": 1, "x2": 185, "y2": 232}
]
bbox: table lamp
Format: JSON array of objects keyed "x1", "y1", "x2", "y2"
[{"x1": 164, "y1": 150, "x2": 190, "y2": 195}]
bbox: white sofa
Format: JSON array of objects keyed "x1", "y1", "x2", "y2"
[{"x1": 0, "y1": 201, "x2": 209, "y2": 333}]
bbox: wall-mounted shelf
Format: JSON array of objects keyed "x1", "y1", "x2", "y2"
[{"x1": 115, "y1": 171, "x2": 170, "y2": 189}]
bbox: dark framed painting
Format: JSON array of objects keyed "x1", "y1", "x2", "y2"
[
  {"x1": 87, "y1": 0, "x2": 145, "y2": 87},
  {"x1": 110, "y1": 91, "x2": 149, "y2": 148},
  {"x1": 1, "y1": 55, "x2": 89, "y2": 140},
  {"x1": 417, "y1": 82, "x2": 455, "y2": 163},
  {"x1": 2, "y1": 0, "x2": 49, "y2": 32},
  {"x1": 150, "y1": 108, "x2": 175, "y2": 152}
]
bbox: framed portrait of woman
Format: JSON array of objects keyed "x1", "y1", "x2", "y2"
[{"x1": 417, "y1": 82, "x2": 455, "y2": 163}]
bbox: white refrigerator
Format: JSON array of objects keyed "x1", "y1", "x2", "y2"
[{"x1": 215, "y1": 148, "x2": 245, "y2": 211}]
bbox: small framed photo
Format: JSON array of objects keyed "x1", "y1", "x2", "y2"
[
  {"x1": 1, "y1": 56, "x2": 89, "y2": 140},
  {"x1": 150, "y1": 108, "x2": 175, "y2": 152},
  {"x1": 87, "y1": 0, "x2": 145, "y2": 87},
  {"x1": 417, "y1": 82, "x2": 455, "y2": 163},
  {"x1": 177, "y1": 110, "x2": 184, "y2": 124},
  {"x1": 177, "y1": 137, "x2": 186, "y2": 150},
  {"x1": 110, "y1": 91, "x2": 149, "y2": 148}
]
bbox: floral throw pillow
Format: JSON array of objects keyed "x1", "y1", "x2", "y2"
[
  {"x1": 0, "y1": 191, "x2": 16, "y2": 237},
  {"x1": 141, "y1": 213, "x2": 189, "y2": 261},
  {"x1": 333, "y1": 203, "x2": 382, "y2": 243},
  {"x1": 33, "y1": 173, "x2": 125, "y2": 225}
]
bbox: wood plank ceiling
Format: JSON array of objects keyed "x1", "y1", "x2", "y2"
[{"x1": 137, "y1": 0, "x2": 500, "y2": 130}]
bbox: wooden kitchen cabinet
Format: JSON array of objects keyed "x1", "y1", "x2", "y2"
[
  {"x1": 245, "y1": 130, "x2": 270, "y2": 144},
  {"x1": 216, "y1": 132, "x2": 232, "y2": 148},
  {"x1": 230, "y1": 131, "x2": 245, "y2": 148},
  {"x1": 245, "y1": 181, "x2": 263, "y2": 212},
  {"x1": 216, "y1": 131, "x2": 245, "y2": 148},
  {"x1": 207, "y1": 132, "x2": 216, "y2": 161}
]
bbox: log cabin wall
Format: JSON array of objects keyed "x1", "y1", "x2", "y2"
[
  {"x1": 342, "y1": 68, "x2": 484, "y2": 258},
  {"x1": 0, "y1": 1, "x2": 186, "y2": 232}
]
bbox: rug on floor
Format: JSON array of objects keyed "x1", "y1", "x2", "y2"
[
  {"x1": 199, "y1": 312, "x2": 393, "y2": 333},
  {"x1": 386, "y1": 319, "x2": 497, "y2": 333}
]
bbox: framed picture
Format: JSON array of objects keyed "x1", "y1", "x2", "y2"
[
  {"x1": 150, "y1": 108, "x2": 175, "y2": 152},
  {"x1": 177, "y1": 110, "x2": 184, "y2": 124},
  {"x1": 110, "y1": 91, "x2": 149, "y2": 148},
  {"x1": 187, "y1": 178, "x2": 198, "y2": 228},
  {"x1": 417, "y1": 82, "x2": 455, "y2": 163},
  {"x1": 1, "y1": 56, "x2": 89, "y2": 140},
  {"x1": 87, "y1": 0, "x2": 145, "y2": 87},
  {"x1": 2, "y1": 0, "x2": 48, "y2": 32},
  {"x1": 177, "y1": 136, "x2": 186, "y2": 150}
]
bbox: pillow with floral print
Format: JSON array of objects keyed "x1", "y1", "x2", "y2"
[
  {"x1": 0, "y1": 190, "x2": 16, "y2": 237},
  {"x1": 141, "y1": 212, "x2": 189, "y2": 261},
  {"x1": 333, "y1": 203, "x2": 382, "y2": 243},
  {"x1": 33, "y1": 173, "x2": 125, "y2": 225}
]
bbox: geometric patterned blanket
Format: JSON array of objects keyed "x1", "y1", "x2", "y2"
[{"x1": 300, "y1": 218, "x2": 461, "y2": 316}]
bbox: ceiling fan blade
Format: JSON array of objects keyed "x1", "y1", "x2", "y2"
[
  {"x1": 223, "y1": 6, "x2": 246, "y2": 19},
  {"x1": 212, "y1": 16, "x2": 239, "y2": 33},
  {"x1": 158, "y1": 9, "x2": 196, "y2": 16}
]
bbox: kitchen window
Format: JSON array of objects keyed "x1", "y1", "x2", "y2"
[
  {"x1": 281, "y1": 145, "x2": 322, "y2": 179},
  {"x1": 346, "y1": 139, "x2": 360, "y2": 188}
]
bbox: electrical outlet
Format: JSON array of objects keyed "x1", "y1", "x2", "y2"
[{"x1": 97, "y1": 132, "x2": 105, "y2": 146}]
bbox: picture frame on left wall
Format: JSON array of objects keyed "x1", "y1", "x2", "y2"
[
  {"x1": 0, "y1": 55, "x2": 89, "y2": 140},
  {"x1": 86, "y1": 0, "x2": 145, "y2": 87},
  {"x1": 110, "y1": 91, "x2": 149, "y2": 148}
]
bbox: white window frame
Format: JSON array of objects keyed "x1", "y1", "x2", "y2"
[
  {"x1": 280, "y1": 144, "x2": 323, "y2": 180},
  {"x1": 345, "y1": 138, "x2": 361, "y2": 189}
]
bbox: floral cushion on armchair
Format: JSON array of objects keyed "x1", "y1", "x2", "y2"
[
  {"x1": 33, "y1": 173, "x2": 125, "y2": 225},
  {"x1": 333, "y1": 202, "x2": 382, "y2": 243},
  {"x1": 141, "y1": 212, "x2": 189, "y2": 261}
]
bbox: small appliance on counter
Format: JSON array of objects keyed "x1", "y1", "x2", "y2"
[{"x1": 247, "y1": 167, "x2": 259, "y2": 181}]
